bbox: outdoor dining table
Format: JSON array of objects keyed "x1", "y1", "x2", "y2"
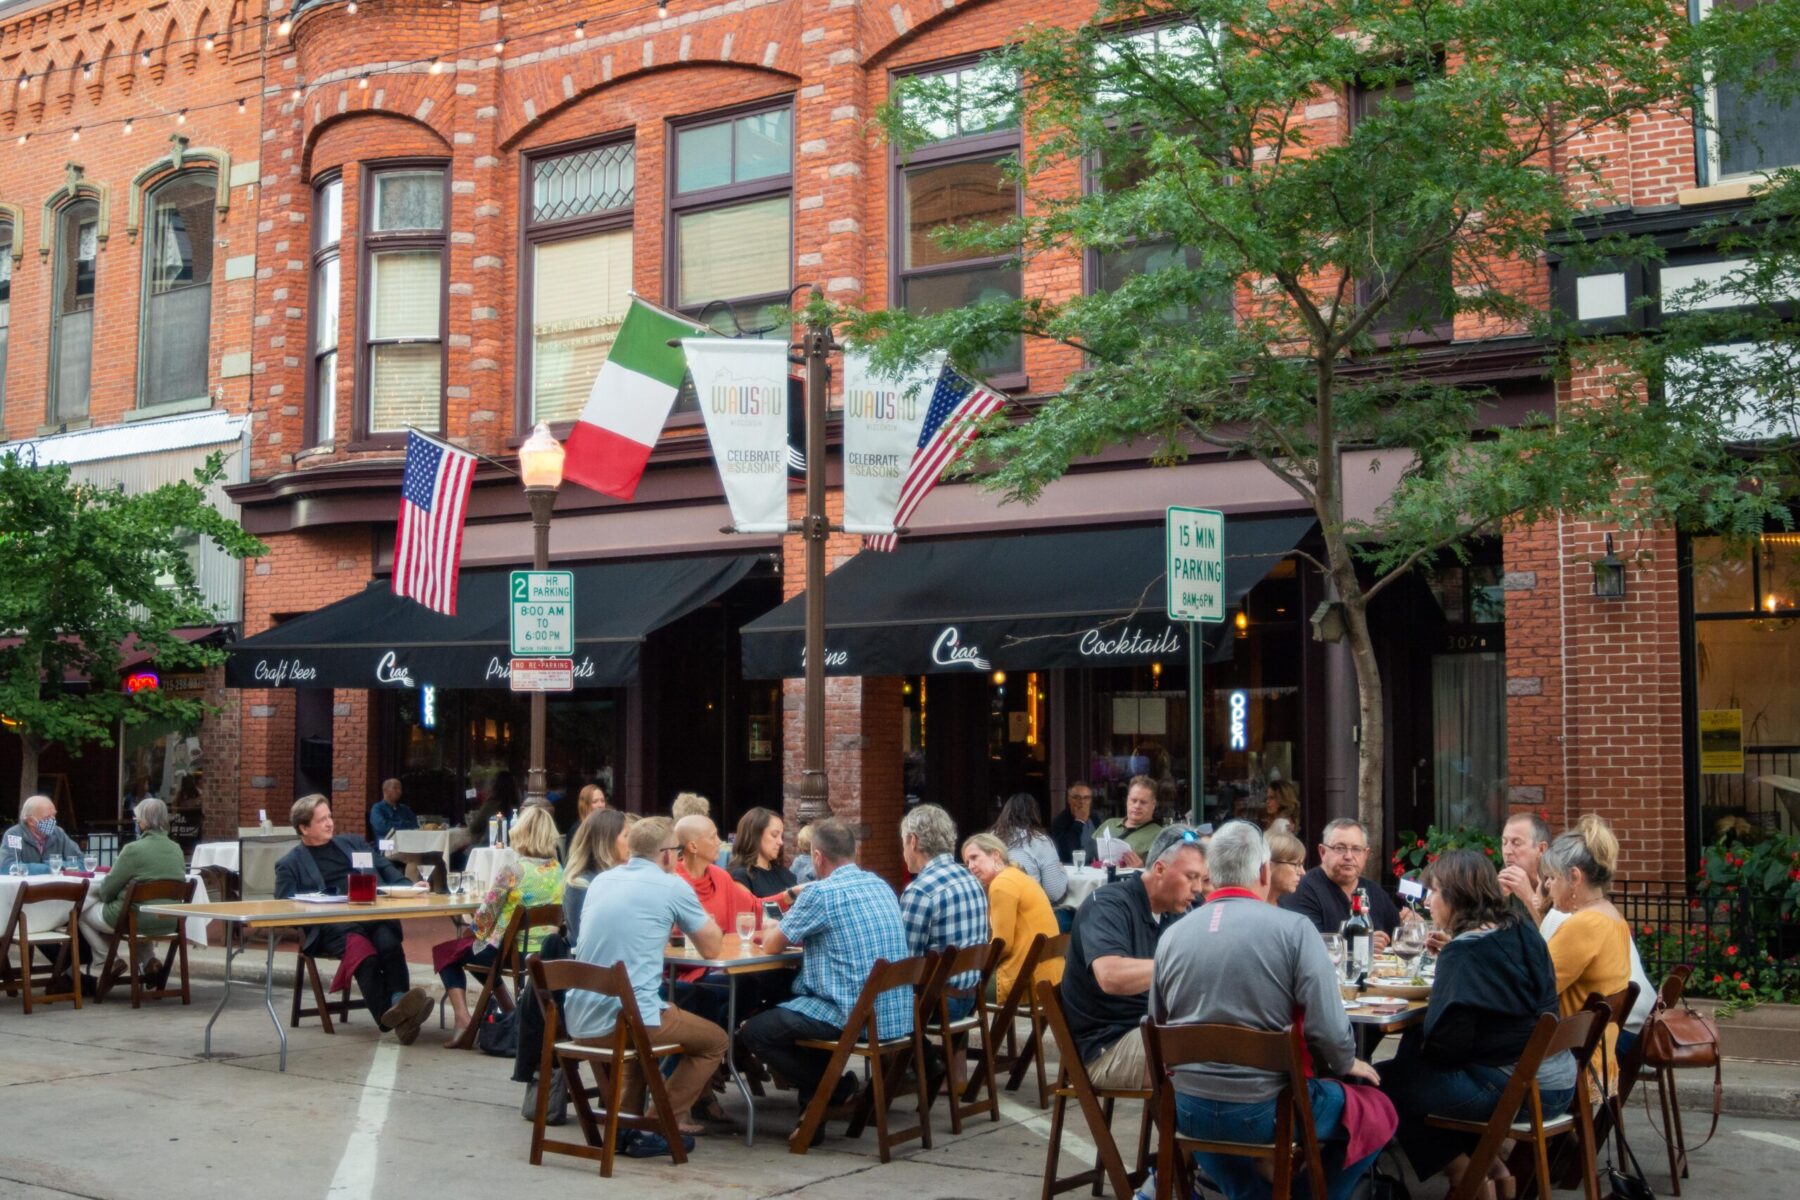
[
  {"x1": 0, "y1": 870, "x2": 215, "y2": 946},
  {"x1": 663, "y1": 935, "x2": 804, "y2": 1147},
  {"x1": 140, "y1": 891, "x2": 476, "y2": 1071},
  {"x1": 1059, "y1": 865, "x2": 1142, "y2": 909},
  {"x1": 1343, "y1": 994, "x2": 1428, "y2": 1033},
  {"x1": 190, "y1": 841, "x2": 240, "y2": 874}
]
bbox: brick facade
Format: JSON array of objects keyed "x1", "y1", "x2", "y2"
[{"x1": 0, "y1": 0, "x2": 1734, "y2": 880}]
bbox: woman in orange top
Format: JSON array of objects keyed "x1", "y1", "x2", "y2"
[
  {"x1": 962, "y1": 832, "x2": 1064, "y2": 1002},
  {"x1": 1541, "y1": 813, "x2": 1633, "y2": 1088}
]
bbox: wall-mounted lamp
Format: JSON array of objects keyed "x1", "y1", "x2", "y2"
[{"x1": 1592, "y1": 533, "x2": 1627, "y2": 599}]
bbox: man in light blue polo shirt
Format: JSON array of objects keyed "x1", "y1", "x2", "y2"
[
  {"x1": 740, "y1": 817, "x2": 912, "y2": 1120},
  {"x1": 566, "y1": 816, "x2": 726, "y2": 1155}
]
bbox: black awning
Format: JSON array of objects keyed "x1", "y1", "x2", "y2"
[
  {"x1": 227, "y1": 554, "x2": 758, "y2": 689},
  {"x1": 739, "y1": 516, "x2": 1313, "y2": 679}
]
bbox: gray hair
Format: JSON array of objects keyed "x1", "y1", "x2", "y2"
[
  {"x1": 133, "y1": 797, "x2": 170, "y2": 833},
  {"x1": 1505, "y1": 811, "x2": 1552, "y2": 848},
  {"x1": 1146, "y1": 824, "x2": 1201, "y2": 867},
  {"x1": 902, "y1": 803, "x2": 959, "y2": 860},
  {"x1": 21, "y1": 794, "x2": 53, "y2": 820},
  {"x1": 1206, "y1": 820, "x2": 1270, "y2": 888},
  {"x1": 1320, "y1": 817, "x2": 1366, "y2": 846}
]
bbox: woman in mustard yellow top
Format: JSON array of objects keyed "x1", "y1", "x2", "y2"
[
  {"x1": 963, "y1": 833, "x2": 1064, "y2": 1001},
  {"x1": 1541, "y1": 814, "x2": 1632, "y2": 1087}
]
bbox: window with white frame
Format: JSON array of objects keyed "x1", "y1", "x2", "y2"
[
  {"x1": 363, "y1": 167, "x2": 445, "y2": 435},
  {"x1": 50, "y1": 199, "x2": 99, "y2": 423},
  {"x1": 1701, "y1": 0, "x2": 1800, "y2": 181},
  {"x1": 309, "y1": 177, "x2": 342, "y2": 445},
  {"x1": 139, "y1": 170, "x2": 216, "y2": 409},
  {"x1": 526, "y1": 139, "x2": 635, "y2": 425}
]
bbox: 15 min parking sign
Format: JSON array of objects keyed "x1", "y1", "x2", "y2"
[{"x1": 1166, "y1": 507, "x2": 1225, "y2": 623}]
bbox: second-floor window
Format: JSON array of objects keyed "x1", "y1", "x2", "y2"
[
  {"x1": 895, "y1": 62, "x2": 1022, "y2": 378},
  {"x1": 50, "y1": 199, "x2": 99, "y2": 423},
  {"x1": 525, "y1": 140, "x2": 635, "y2": 425},
  {"x1": 0, "y1": 223, "x2": 11, "y2": 419},
  {"x1": 309, "y1": 178, "x2": 342, "y2": 445},
  {"x1": 363, "y1": 167, "x2": 445, "y2": 436},
  {"x1": 1702, "y1": 0, "x2": 1800, "y2": 180},
  {"x1": 140, "y1": 171, "x2": 216, "y2": 409},
  {"x1": 1351, "y1": 75, "x2": 1452, "y2": 340}
]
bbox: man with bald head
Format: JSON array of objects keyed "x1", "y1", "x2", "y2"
[
  {"x1": 3, "y1": 795, "x2": 86, "y2": 875},
  {"x1": 670, "y1": 813, "x2": 767, "y2": 1043}
]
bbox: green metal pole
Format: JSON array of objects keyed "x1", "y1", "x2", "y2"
[{"x1": 1188, "y1": 620, "x2": 1203, "y2": 825}]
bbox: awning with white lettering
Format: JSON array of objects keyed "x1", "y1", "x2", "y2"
[
  {"x1": 738, "y1": 516, "x2": 1314, "y2": 679},
  {"x1": 225, "y1": 554, "x2": 757, "y2": 689}
]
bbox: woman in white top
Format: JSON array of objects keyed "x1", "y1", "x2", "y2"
[{"x1": 993, "y1": 793, "x2": 1069, "y2": 905}]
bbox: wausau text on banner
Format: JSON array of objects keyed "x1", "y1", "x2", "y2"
[
  {"x1": 684, "y1": 338, "x2": 793, "y2": 534},
  {"x1": 841, "y1": 349, "x2": 944, "y2": 535}
]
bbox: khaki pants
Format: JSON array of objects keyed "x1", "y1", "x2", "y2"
[
  {"x1": 1085, "y1": 1028, "x2": 1149, "y2": 1090},
  {"x1": 580, "y1": 1006, "x2": 728, "y2": 1122}
]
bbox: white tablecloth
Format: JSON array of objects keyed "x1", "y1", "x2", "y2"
[
  {"x1": 191, "y1": 841, "x2": 239, "y2": 874},
  {"x1": 1058, "y1": 865, "x2": 1143, "y2": 909},
  {"x1": 463, "y1": 846, "x2": 516, "y2": 890},
  {"x1": 388, "y1": 827, "x2": 470, "y2": 859},
  {"x1": 0, "y1": 871, "x2": 213, "y2": 945}
]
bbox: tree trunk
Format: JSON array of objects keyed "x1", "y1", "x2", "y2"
[
  {"x1": 1340, "y1": 597, "x2": 1386, "y2": 851},
  {"x1": 17, "y1": 734, "x2": 41, "y2": 809}
]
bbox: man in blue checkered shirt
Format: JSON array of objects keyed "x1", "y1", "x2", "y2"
[
  {"x1": 742, "y1": 817, "x2": 912, "y2": 1118},
  {"x1": 899, "y1": 803, "x2": 989, "y2": 1021}
]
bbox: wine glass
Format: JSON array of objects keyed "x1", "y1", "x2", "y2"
[
  {"x1": 1322, "y1": 932, "x2": 1346, "y2": 979},
  {"x1": 1072, "y1": 849, "x2": 1089, "y2": 870},
  {"x1": 736, "y1": 911, "x2": 756, "y2": 942},
  {"x1": 419, "y1": 864, "x2": 437, "y2": 892},
  {"x1": 1392, "y1": 921, "x2": 1427, "y2": 973}
]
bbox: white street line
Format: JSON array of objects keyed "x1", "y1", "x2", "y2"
[
  {"x1": 997, "y1": 1092, "x2": 1102, "y2": 1162},
  {"x1": 327, "y1": 1040, "x2": 401, "y2": 1197},
  {"x1": 1739, "y1": 1129, "x2": 1800, "y2": 1153}
]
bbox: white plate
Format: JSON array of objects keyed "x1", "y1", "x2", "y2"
[{"x1": 380, "y1": 885, "x2": 427, "y2": 896}]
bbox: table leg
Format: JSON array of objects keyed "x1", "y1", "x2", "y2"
[
  {"x1": 262, "y1": 935, "x2": 289, "y2": 1072},
  {"x1": 726, "y1": 973, "x2": 756, "y2": 1147},
  {"x1": 203, "y1": 933, "x2": 237, "y2": 1059}
]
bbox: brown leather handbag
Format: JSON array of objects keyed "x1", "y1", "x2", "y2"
[{"x1": 1640, "y1": 997, "x2": 1722, "y2": 1151}]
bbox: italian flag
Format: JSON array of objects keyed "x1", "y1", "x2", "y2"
[{"x1": 563, "y1": 297, "x2": 710, "y2": 499}]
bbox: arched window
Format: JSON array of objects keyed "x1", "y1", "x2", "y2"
[
  {"x1": 140, "y1": 170, "x2": 217, "y2": 408},
  {"x1": 50, "y1": 199, "x2": 100, "y2": 423},
  {"x1": 0, "y1": 220, "x2": 12, "y2": 418}
]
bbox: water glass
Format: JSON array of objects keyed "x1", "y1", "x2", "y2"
[
  {"x1": 48, "y1": 855, "x2": 63, "y2": 874},
  {"x1": 7, "y1": 862, "x2": 24, "y2": 877},
  {"x1": 736, "y1": 911, "x2": 756, "y2": 942},
  {"x1": 1321, "y1": 932, "x2": 1345, "y2": 976},
  {"x1": 84, "y1": 854, "x2": 98, "y2": 873},
  {"x1": 1072, "y1": 850, "x2": 1088, "y2": 870},
  {"x1": 447, "y1": 871, "x2": 464, "y2": 896}
]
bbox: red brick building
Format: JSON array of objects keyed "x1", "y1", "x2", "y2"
[{"x1": 3, "y1": 0, "x2": 1791, "y2": 881}]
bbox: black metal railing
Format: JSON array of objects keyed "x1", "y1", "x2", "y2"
[{"x1": 1698, "y1": 744, "x2": 1800, "y2": 843}]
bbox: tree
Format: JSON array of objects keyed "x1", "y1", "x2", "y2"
[
  {"x1": 827, "y1": 0, "x2": 1800, "y2": 847},
  {"x1": 0, "y1": 451, "x2": 265, "y2": 805}
]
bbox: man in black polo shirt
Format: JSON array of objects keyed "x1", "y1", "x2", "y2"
[
  {"x1": 274, "y1": 794, "x2": 431, "y2": 1043},
  {"x1": 1279, "y1": 817, "x2": 1399, "y2": 950},
  {"x1": 1060, "y1": 826, "x2": 1208, "y2": 1089}
]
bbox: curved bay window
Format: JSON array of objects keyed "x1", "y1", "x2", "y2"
[
  {"x1": 51, "y1": 199, "x2": 100, "y2": 423},
  {"x1": 139, "y1": 170, "x2": 216, "y2": 409},
  {"x1": 524, "y1": 139, "x2": 635, "y2": 426},
  {"x1": 1688, "y1": 532, "x2": 1800, "y2": 841},
  {"x1": 362, "y1": 166, "x2": 446, "y2": 436}
]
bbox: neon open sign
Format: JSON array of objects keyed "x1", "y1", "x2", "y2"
[
  {"x1": 1228, "y1": 690, "x2": 1249, "y2": 751},
  {"x1": 124, "y1": 671, "x2": 161, "y2": 694}
]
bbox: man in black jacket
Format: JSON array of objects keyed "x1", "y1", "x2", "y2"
[
  {"x1": 275, "y1": 795, "x2": 431, "y2": 1043},
  {"x1": 1278, "y1": 817, "x2": 1399, "y2": 950}
]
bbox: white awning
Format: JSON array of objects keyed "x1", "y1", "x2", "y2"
[{"x1": 10, "y1": 408, "x2": 248, "y2": 467}]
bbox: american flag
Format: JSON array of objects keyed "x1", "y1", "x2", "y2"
[
  {"x1": 866, "y1": 365, "x2": 1007, "y2": 551},
  {"x1": 392, "y1": 430, "x2": 477, "y2": 615}
]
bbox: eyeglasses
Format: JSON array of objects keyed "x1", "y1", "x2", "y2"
[
  {"x1": 1323, "y1": 843, "x2": 1369, "y2": 857},
  {"x1": 1274, "y1": 857, "x2": 1305, "y2": 868},
  {"x1": 658, "y1": 845, "x2": 680, "y2": 855}
]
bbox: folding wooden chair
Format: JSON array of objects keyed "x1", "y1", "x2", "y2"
[
  {"x1": 1427, "y1": 1010, "x2": 1604, "y2": 1200},
  {"x1": 1577, "y1": 982, "x2": 1641, "y2": 1174},
  {"x1": 1635, "y1": 965, "x2": 1706, "y2": 1195},
  {"x1": 791, "y1": 953, "x2": 938, "y2": 1162},
  {"x1": 446, "y1": 902, "x2": 563, "y2": 1049},
  {"x1": 1142, "y1": 1017, "x2": 1325, "y2": 1200},
  {"x1": 1036, "y1": 979, "x2": 1152, "y2": 1200},
  {"x1": 93, "y1": 876, "x2": 197, "y2": 1007},
  {"x1": 527, "y1": 956, "x2": 688, "y2": 1177},
  {"x1": 4, "y1": 878, "x2": 89, "y2": 1013},
  {"x1": 974, "y1": 930, "x2": 1063, "y2": 1108},
  {"x1": 290, "y1": 946, "x2": 356, "y2": 1032},
  {"x1": 925, "y1": 940, "x2": 1006, "y2": 1133}
]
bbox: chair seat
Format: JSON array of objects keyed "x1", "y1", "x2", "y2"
[
  {"x1": 553, "y1": 1039, "x2": 681, "y2": 1061},
  {"x1": 1175, "y1": 1134, "x2": 1286, "y2": 1155},
  {"x1": 24, "y1": 931, "x2": 73, "y2": 943},
  {"x1": 796, "y1": 1034, "x2": 915, "y2": 1054},
  {"x1": 1054, "y1": 1083, "x2": 1153, "y2": 1102},
  {"x1": 1427, "y1": 1111, "x2": 1575, "y2": 1137},
  {"x1": 926, "y1": 1015, "x2": 982, "y2": 1035}
]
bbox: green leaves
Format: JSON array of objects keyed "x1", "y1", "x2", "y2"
[{"x1": 0, "y1": 452, "x2": 266, "y2": 755}]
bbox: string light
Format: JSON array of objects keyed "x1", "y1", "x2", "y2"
[
  {"x1": 16, "y1": 132, "x2": 26, "y2": 145},
  {"x1": 237, "y1": 97, "x2": 247, "y2": 113},
  {"x1": 204, "y1": 36, "x2": 215, "y2": 51},
  {"x1": 659, "y1": 2, "x2": 670, "y2": 14},
  {"x1": 16, "y1": 74, "x2": 27, "y2": 91},
  {"x1": 176, "y1": 108, "x2": 188, "y2": 124},
  {"x1": 292, "y1": 84, "x2": 304, "y2": 101},
  {"x1": 141, "y1": 49, "x2": 152, "y2": 64},
  {"x1": 82, "y1": 63, "x2": 93, "y2": 79},
  {"x1": 428, "y1": 59, "x2": 443, "y2": 74},
  {"x1": 123, "y1": 119, "x2": 133, "y2": 134},
  {"x1": 493, "y1": 39, "x2": 506, "y2": 53},
  {"x1": 358, "y1": 73, "x2": 369, "y2": 89},
  {"x1": 278, "y1": 17, "x2": 292, "y2": 35},
  {"x1": 346, "y1": 0, "x2": 357, "y2": 11},
  {"x1": 573, "y1": 21, "x2": 586, "y2": 40},
  {"x1": 70, "y1": 126, "x2": 80, "y2": 141}
]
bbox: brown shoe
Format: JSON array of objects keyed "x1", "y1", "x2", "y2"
[{"x1": 384, "y1": 987, "x2": 431, "y2": 1045}]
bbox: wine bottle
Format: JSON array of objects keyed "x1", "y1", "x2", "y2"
[{"x1": 1342, "y1": 889, "x2": 1373, "y2": 980}]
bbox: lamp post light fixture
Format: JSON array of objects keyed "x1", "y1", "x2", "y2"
[
  {"x1": 1592, "y1": 533, "x2": 1627, "y2": 600},
  {"x1": 519, "y1": 421, "x2": 566, "y2": 807}
]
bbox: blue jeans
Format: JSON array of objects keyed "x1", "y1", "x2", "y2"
[
  {"x1": 1381, "y1": 1050, "x2": 1575, "y2": 1181},
  {"x1": 1175, "y1": 1080, "x2": 1379, "y2": 1200}
]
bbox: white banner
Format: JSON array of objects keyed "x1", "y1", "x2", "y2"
[
  {"x1": 841, "y1": 350, "x2": 944, "y2": 535},
  {"x1": 684, "y1": 339, "x2": 793, "y2": 533}
]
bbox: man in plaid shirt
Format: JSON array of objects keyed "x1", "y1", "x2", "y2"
[
  {"x1": 742, "y1": 817, "x2": 913, "y2": 1121},
  {"x1": 900, "y1": 804, "x2": 989, "y2": 1021}
]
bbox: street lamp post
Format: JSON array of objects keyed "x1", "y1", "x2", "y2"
[
  {"x1": 518, "y1": 421, "x2": 566, "y2": 808},
  {"x1": 795, "y1": 315, "x2": 835, "y2": 827}
]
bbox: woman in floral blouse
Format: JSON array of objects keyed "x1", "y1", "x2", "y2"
[{"x1": 437, "y1": 805, "x2": 565, "y2": 1040}]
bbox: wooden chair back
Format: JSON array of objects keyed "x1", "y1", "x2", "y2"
[
  {"x1": 447, "y1": 900, "x2": 563, "y2": 1050},
  {"x1": 95, "y1": 876, "x2": 196, "y2": 1007},
  {"x1": 1141, "y1": 1019, "x2": 1325, "y2": 1200},
  {"x1": 1035, "y1": 979, "x2": 1153, "y2": 1200},
  {"x1": 10, "y1": 878, "x2": 89, "y2": 1012},
  {"x1": 527, "y1": 955, "x2": 688, "y2": 1177},
  {"x1": 928, "y1": 940, "x2": 1006, "y2": 1132}
]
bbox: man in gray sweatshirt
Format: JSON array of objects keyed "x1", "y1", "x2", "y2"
[{"x1": 1151, "y1": 820, "x2": 1384, "y2": 1200}]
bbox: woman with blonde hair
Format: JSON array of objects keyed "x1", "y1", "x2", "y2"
[
  {"x1": 1541, "y1": 813, "x2": 1633, "y2": 1086},
  {"x1": 1261, "y1": 779, "x2": 1301, "y2": 835},
  {"x1": 562, "y1": 808, "x2": 628, "y2": 944},
  {"x1": 1265, "y1": 828, "x2": 1307, "y2": 901},
  {"x1": 437, "y1": 805, "x2": 564, "y2": 1041},
  {"x1": 962, "y1": 832, "x2": 1064, "y2": 1002}
]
